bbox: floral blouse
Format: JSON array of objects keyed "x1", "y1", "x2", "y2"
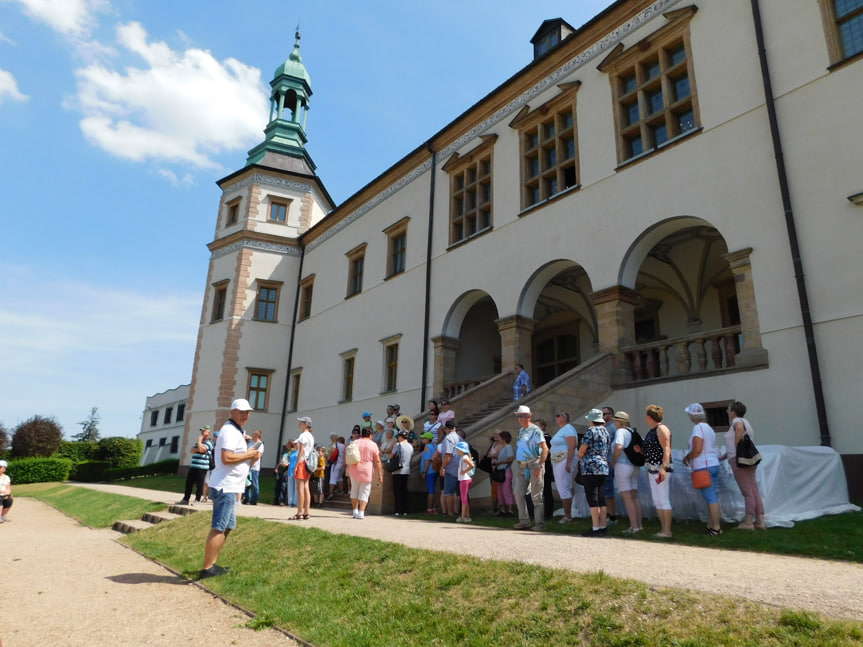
[{"x1": 579, "y1": 426, "x2": 610, "y2": 476}]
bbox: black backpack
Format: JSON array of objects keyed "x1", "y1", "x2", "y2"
[{"x1": 622, "y1": 427, "x2": 646, "y2": 466}]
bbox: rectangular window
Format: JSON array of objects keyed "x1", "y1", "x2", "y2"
[
  {"x1": 170, "y1": 436, "x2": 179, "y2": 453},
  {"x1": 823, "y1": 0, "x2": 863, "y2": 61},
  {"x1": 163, "y1": 407, "x2": 173, "y2": 424},
  {"x1": 226, "y1": 199, "x2": 240, "y2": 226},
  {"x1": 346, "y1": 244, "x2": 366, "y2": 297},
  {"x1": 150, "y1": 410, "x2": 158, "y2": 427},
  {"x1": 299, "y1": 276, "x2": 314, "y2": 321},
  {"x1": 254, "y1": 282, "x2": 281, "y2": 322},
  {"x1": 159, "y1": 437, "x2": 166, "y2": 446},
  {"x1": 384, "y1": 343, "x2": 398, "y2": 392},
  {"x1": 384, "y1": 218, "x2": 409, "y2": 278},
  {"x1": 211, "y1": 281, "x2": 228, "y2": 322},
  {"x1": 248, "y1": 370, "x2": 273, "y2": 411},
  {"x1": 145, "y1": 439, "x2": 153, "y2": 448},
  {"x1": 444, "y1": 138, "x2": 495, "y2": 245},
  {"x1": 513, "y1": 86, "x2": 579, "y2": 210},
  {"x1": 343, "y1": 356, "x2": 355, "y2": 401},
  {"x1": 269, "y1": 199, "x2": 290, "y2": 223},
  {"x1": 290, "y1": 370, "x2": 301, "y2": 411},
  {"x1": 176, "y1": 403, "x2": 185, "y2": 421},
  {"x1": 599, "y1": 8, "x2": 699, "y2": 164}
]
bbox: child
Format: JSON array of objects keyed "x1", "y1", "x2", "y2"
[
  {"x1": 420, "y1": 432, "x2": 437, "y2": 514},
  {"x1": 312, "y1": 445, "x2": 327, "y2": 507},
  {"x1": 287, "y1": 440, "x2": 299, "y2": 507},
  {"x1": 455, "y1": 441, "x2": 474, "y2": 523}
]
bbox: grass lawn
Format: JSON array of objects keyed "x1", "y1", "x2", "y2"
[
  {"x1": 17, "y1": 482, "x2": 167, "y2": 527},
  {"x1": 19, "y1": 481, "x2": 863, "y2": 646}
]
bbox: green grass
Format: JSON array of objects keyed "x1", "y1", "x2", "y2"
[
  {"x1": 18, "y1": 482, "x2": 167, "y2": 527},
  {"x1": 118, "y1": 512, "x2": 862, "y2": 646}
]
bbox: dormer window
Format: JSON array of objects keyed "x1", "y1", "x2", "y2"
[{"x1": 531, "y1": 19, "x2": 575, "y2": 60}]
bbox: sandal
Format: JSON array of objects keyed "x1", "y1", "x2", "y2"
[
  {"x1": 302, "y1": 514, "x2": 310, "y2": 520},
  {"x1": 289, "y1": 514, "x2": 303, "y2": 520},
  {"x1": 705, "y1": 526, "x2": 723, "y2": 536}
]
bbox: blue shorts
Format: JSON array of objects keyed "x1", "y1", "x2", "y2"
[
  {"x1": 603, "y1": 466, "x2": 616, "y2": 497},
  {"x1": 425, "y1": 471, "x2": 438, "y2": 494},
  {"x1": 443, "y1": 473, "x2": 458, "y2": 496},
  {"x1": 210, "y1": 488, "x2": 237, "y2": 532},
  {"x1": 696, "y1": 465, "x2": 721, "y2": 505}
]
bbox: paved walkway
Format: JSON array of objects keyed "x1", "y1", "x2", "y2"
[{"x1": 3, "y1": 482, "x2": 862, "y2": 647}]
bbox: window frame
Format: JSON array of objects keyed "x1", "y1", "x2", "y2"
[
  {"x1": 253, "y1": 280, "x2": 282, "y2": 323},
  {"x1": 599, "y1": 7, "x2": 700, "y2": 166},
  {"x1": 211, "y1": 280, "x2": 228, "y2": 322},
  {"x1": 247, "y1": 368, "x2": 275, "y2": 412},
  {"x1": 340, "y1": 350, "x2": 358, "y2": 402},
  {"x1": 442, "y1": 136, "x2": 496, "y2": 247},
  {"x1": 268, "y1": 197, "x2": 291, "y2": 224},
  {"x1": 384, "y1": 217, "x2": 409, "y2": 278},
  {"x1": 379, "y1": 333, "x2": 402, "y2": 393},
  {"x1": 290, "y1": 368, "x2": 302, "y2": 412},
  {"x1": 163, "y1": 407, "x2": 173, "y2": 424},
  {"x1": 820, "y1": 0, "x2": 863, "y2": 65},
  {"x1": 176, "y1": 403, "x2": 185, "y2": 422},
  {"x1": 225, "y1": 198, "x2": 241, "y2": 227},
  {"x1": 149, "y1": 410, "x2": 158, "y2": 427},
  {"x1": 346, "y1": 243, "x2": 367, "y2": 298},
  {"x1": 298, "y1": 275, "x2": 315, "y2": 321}
]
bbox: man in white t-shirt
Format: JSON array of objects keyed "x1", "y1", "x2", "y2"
[{"x1": 200, "y1": 398, "x2": 261, "y2": 579}]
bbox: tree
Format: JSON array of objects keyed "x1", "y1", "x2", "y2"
[
  {"x1": 73, "y1": 406, "x2": 102, "y2": 442},
  {"x1": 0, "y1": 422, "x2": 9, "y2": 452},
  {"x1": 11, "y1": 415, "x2": 63, "y2": 458}
]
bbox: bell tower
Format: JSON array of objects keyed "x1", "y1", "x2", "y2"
[{"x1": 246, "y1": 28, "x2": 315, "y2": 173}]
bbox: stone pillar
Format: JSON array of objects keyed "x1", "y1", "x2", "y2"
[
  {"x1": 590, "y1": 285, "x2": 640, "y2": 383},
  {"x1": 431, "y1": 335, "x2": 460, "y2": 399},
  {"x1": 722, "y1": 248, "x2": 769, "y2": 368},
  {"x1": 495, "y1": 315, "x2": 536, "y2": 375}
]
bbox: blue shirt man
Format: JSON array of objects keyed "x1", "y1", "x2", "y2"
[{"x1": 513, "y1": 364, "x2": 532, "y2": 401}]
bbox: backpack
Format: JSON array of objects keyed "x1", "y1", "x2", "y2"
[
  {"x1": 305, "y1": 446, "x2": 318, "y2": 474},
  {"x1": 345, "y1": 442, "x2": 361, "y2": 465},
  {"x1": 467, "y1": 445, "x2": 479, "y2": 477},
  {"x1": 385, "y1": 444, "x2": 402, "y2": 472},
  {"x1": 622, "y1": 427, "x2": 646, "y2": 466}
]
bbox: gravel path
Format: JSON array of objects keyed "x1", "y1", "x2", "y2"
[{"x1": 3, "y1": 483, "x2": 861, "y2": 647}]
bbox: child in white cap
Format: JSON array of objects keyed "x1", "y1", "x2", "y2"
[{"x1": 455, "y1": 442, "x2": 475, "y2": 524}]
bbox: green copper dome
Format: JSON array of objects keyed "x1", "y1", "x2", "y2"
[{"x1": 274, "y1": 29, "x2": 311, "y2": 88}]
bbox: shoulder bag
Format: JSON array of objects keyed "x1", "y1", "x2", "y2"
[{"x1": 736, "y1": 433, "x2": 762, "y2": 468}]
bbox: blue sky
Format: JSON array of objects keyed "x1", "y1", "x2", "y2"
[{"x1": 0, "y1": 0, "x2": 611, "y2": 439}]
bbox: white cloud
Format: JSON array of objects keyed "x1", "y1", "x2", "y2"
[
  {"x1": 156, "y1": 168, "x2": 196, "y2": 187},
  {"x1": 73, "y1": 21, "x2": 269, "y2": 168},
  {"x1": 0, "y1": 68, "x2": 28, "y2": 104},
  {"x1": 9, "y1": 0, "x2": 106, "y2": 36},
  {"x1": 0, "y1": 30, "x2": 14, "y2": 45}
]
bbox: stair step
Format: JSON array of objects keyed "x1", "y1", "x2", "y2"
[
  {"x1": 112, "y1": 519, "x2": 152, "y2": 534},
  {"x1": 141, "y1": 510, "x2": 183, "y2": 524},
  {"x1": 168, "y1": 504, "x2": 200, "y2": 516}
]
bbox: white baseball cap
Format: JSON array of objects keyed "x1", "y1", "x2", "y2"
[{"x1": 231, "y1": 398, "x2": 254, "y2": 412}]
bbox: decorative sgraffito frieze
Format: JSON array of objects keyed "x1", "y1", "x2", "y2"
[
  {"x1": 211, "y1": 238, "x2": 301, "y2": 260},
  {"x1": 221, "y1": 173, "x2": 315, "y2": 198}
]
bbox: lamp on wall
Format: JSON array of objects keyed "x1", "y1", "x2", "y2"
[{"x1": 848, "y1": 191, "x2": 863, "y2": 206}]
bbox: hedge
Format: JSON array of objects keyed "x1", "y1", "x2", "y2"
[
  {"x1": 7, "y1": 457, "x2": 73, "y2": 484},
  {"x1": 69, "y1": 461, "x2": 112, "y2": 482},
  {"x1": 104, "y1": 459, "x2": 179, "y2": 481}
]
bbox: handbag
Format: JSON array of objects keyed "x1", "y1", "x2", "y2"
[
  {"x1": 385, "y1": 445, "x2": 402, "y2": 473},
  {"x1": 691, "y1": 468, "x2": 711, "y2": 489},
  {"x1": 477, "y1": 455, "x2": 494, "y2": 474},
  {"x1": 491, "y1": 468, "x2": 506, "y2": 483},
  {"x1": 736, "y1": 433, "x2": 762, "y2": 468}
]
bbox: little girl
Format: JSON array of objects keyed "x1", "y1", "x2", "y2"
[
  {"x1": 287, "y1": 440, "x2": 299, "y2": 507},
  {"x1": 312, "y1": 445, "x2": 327, "y2": 507},
  {"x1": 456, "y1": 441, "x2": 475, "y2": 523}
]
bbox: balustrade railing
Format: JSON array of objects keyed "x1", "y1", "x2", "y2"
[
  {"x1": 442, "y1": 374, "x2": 497, "y2": 401},
  {"x1": 619, "y1": 326, "x2": 742, "y2": 383}
]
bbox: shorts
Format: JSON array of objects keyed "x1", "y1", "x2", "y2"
[
  {"x1": 425, "y1": 471, "x2": 438, "y2": 494},
  {"x1": 443, "y1": 473, "x2": 458, "y2": 496},
  {"x1": 614, "y1": 462, "x2": 641, "y2": 493},
  {"x1": 603, "y1": 465, "x2": 616, "y2": 497},
  {"x1": 350, "y1": 480, "x2": 372, "y2": 502},
  {"x1": 696, "y1": 465, "x2": 721, "y2": 505},
  {"x1": 1, "y1": 495, "x2": 12, "y2": 509},
  {"x1": 295, "y1": 462, "x2": 311, "y2": 480},
  {"x1": 210, "y1": 488, "x2": 237, "y2": 532}
]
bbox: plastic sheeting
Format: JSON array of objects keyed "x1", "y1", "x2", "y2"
[{"x1": 565, "y1": 445, "x2": 858, "y2": 528}]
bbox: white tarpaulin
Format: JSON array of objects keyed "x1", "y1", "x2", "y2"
[{"x1": 567, "y1": 445, "x2": 858, "y2": 527}]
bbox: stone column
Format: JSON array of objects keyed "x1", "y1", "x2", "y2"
[
  {"x1": 431, "y1": 336, "x2": 460, "y2": 399},
  {"x1": 495, "y1": 315, "x2": 536, "y2": 376},
  {"x1": 590, "y1": 285, "x2": 640, "y2": 383},
  {"x1": 722, "y1": 248, "x2": 769, "y2": 368}
]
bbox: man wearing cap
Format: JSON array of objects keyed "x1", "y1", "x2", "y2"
[
  {"x1": 200, "y1": 398, "x2": 261, "y2": 579},
  {"x1": 512, "y1": 405, "x2": 549, "y2": 530},
  {"x1": 178, "y1": 425, "x2": 213, "y2": 506},
  {"x1": 0, "y1": 460, "x2": 12, "y2": 522},
  {"x1": 438, "y1": 420, "x2": 462, "y2": 517}
]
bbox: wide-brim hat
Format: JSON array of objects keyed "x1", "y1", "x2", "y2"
[
  {"x1": 613, "y1": 411, "x2": 631, "y2": 425},
  {"x1": 513, "y1": 405, "x2": 531, "y2": 416},
  {"x1": 456, "y1": 441, "x2": 470, "y2": 454},
  {"x1": 585, "y1": 408, "x2": 605, "y2": 423},
  {"x1": 396, "y1": 414, "x2": 414, "y2": 431},
  {"x1": 685, "y1": 402, "x2": 705, "y2": 416}
]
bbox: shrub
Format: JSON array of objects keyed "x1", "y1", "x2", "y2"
[
  {"x1": 56, "y1": 440, "x2": 99, "y2": 464},
  {"x1": 104, "y1": 459, "x2": 179, "y2": 481},
  {"x1": 96, "y1": 437, "x2": 143, "y2": 469},
  {"x1": 11, "y1": 416, "x2": 63, "y2": 458},
  {"x1": 7, "y1": 457, "x2": 72, "y2": 484},
  {"x1": 70, "y1": 461, "x2": 112, "y2": 482}
]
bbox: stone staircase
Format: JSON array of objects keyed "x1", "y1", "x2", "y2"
[{"x1": 112, "y1": 504, "x2": 195, "y2": 534}]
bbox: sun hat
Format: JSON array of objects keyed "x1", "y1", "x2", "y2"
[
  {"x1": 231, "y1": 398, "x2": 253, "y2": 411},
  {"x1": 456, "y1": 441, "x2": 470, "y2": 454},
  {"x1": 684, "y1": 403, "x2": 705, "y2": 417},
  {"x1": 514, "y1": 405, "x2": 531, "y2": 416},
  {"x1": 612, "y1": 411, "x2": 631, "y2": 425},
  {"x1": 396, "y1": 414, "x2": 415, "y2": 431},
  {"x1": 585, "y1": 408, "x2": 605, "y2": 423}
]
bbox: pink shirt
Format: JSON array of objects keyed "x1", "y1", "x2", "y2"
[{"x1": 346, "y1": 438, "x2": 380, "y2": 483}]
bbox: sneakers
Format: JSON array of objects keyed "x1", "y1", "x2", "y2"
[
  {"x1": 199, "y1": 564, "x2": 230, "y2": 580},
  {"x1": 606, "y1": 516, "x2": 616, "y2": 526},
  {"x1": 622, "y1": 527, "x2": 643, "y2": 534},
  {"x1": 456, "y1": 517, "x2": 472, "y2": 524},
  {"x1": 176, "y1": 499, "x2": 190, "y2": 506},
  {"x1": 529, "y1": 523, "x2": 545, "y2": 532},
  {"x1": 582, "y1": 527, "x2": 606, "y2": 537},
  {"x1": 513, "y1": 522, "x2": 532, "y2": 530},
  {"x1": 558, "y1": 517, "x2": 573, "y2": 524}
]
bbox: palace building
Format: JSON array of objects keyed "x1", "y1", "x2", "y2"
[{"x1": 181, "y1": 0, "x2": 863, "y2": 497}]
